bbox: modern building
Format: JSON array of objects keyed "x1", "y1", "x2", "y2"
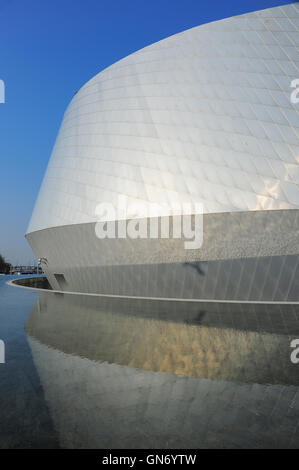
[{"x1": 26, "y1": 3, "x2": 299, "y2": 300}]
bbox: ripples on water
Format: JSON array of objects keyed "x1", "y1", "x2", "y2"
[{"x1": 1, "y1": 275, "x2": 299, "y2": 448}]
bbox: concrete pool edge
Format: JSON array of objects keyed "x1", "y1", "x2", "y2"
[{"x1": 7, "y1": 277, "x2": 299, "y2": 305}]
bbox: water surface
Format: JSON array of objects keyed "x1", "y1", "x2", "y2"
[{"x1": 1, "y1": 276, "x2": 299, "y2": 449}]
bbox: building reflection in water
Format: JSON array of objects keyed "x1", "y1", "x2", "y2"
[{"x1": 23, "y1": 291, "x2": 299, "y2": 449}]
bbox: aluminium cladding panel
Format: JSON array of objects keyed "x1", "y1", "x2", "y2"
[
  {"x1": 27, "y1": 3, "x2": 299, "y2": 235},
  {"x1": 26, "y1": 210, "x2": 299, "y2": 300}
]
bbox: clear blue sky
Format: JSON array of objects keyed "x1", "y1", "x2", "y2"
[{"x1": 0, "y1": 0, "x2": 293, "y2": 264}]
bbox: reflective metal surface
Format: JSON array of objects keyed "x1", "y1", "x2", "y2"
[
  {"x1": 26, "y1": 3, "x2": 299, "y2": 299},
  {"x1": 26, "y1": 210, "x2": 299, "y2": 299},
  {"x1": 28, "y1": 3, "x2": 299, "y2": 235}
]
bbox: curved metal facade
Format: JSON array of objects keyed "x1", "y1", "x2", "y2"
[
  {"x1": 28, "y1": 3, "x2": 299, "y2": 233},
  {"x1": 26, "y1": 4, "x2": 299, "y2": 300}
]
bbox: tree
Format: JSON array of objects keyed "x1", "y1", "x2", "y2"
[{"x1": 0, "y1": 254, "x2": 11, "y2": 274}]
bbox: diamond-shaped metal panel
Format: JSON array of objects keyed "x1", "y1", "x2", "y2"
[{"x1": 27, "y1": 3, "x2": 299, "y2": 234}]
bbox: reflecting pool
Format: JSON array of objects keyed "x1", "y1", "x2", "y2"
[{"x1": 1, "y1": 275, "x2": 299, "y2": 448}]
